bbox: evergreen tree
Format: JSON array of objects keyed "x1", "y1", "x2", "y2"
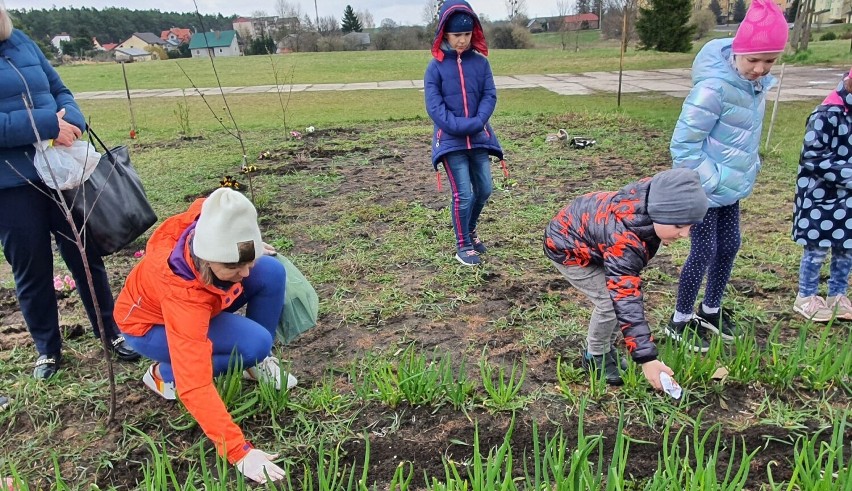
[
  {"x1": 9, "y1": 7, "x2": 232, "y2": 46},
  {"x1": 733, "y1": 0, "x2": 747, "y2": 23},
  {"x1": 247, "y1": 35, "x2": 276, "y2": 55},
  {"x1": 576, "y1": 0, "x2": 591, "y2": 14},
  {"x1": 709, "y1": 0, "x2": 724, "y2": 24},
  {"x1": 635, "y1": 0, "x2": 695, "y2": 52},
  {"x1": 341, "y1": 5, "x2": 362, "y2": 33}
]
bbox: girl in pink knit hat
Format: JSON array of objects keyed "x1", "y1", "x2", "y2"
[{"x1": 667, "y1": 0, "x2": 788, "y2": 351}]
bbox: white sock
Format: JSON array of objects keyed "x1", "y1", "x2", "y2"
[
  {"x1": 701, "y1": 304, "x2": 720, "y2": 314},
  {"x1": 673, "y1": 311, "x2": 693, "y2": 323}
]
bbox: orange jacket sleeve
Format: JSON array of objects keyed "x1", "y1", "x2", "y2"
[{"x1": 161, "y1": 289, "x2": 251, "y2": 464}]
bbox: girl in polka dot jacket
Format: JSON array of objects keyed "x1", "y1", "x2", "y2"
[{"x1": 791, "y1": 70, "x2": 852, "y2": 323}]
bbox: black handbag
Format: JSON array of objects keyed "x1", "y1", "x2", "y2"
[{"x1": 62, "y1": 129, "x2": 157, "y2": 256}]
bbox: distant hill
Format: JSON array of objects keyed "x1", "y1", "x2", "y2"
[{"x1": 9, "y1": 7, "x2": 234, "y2": 45}]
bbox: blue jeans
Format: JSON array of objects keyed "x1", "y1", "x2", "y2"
[
  {"x1": 0, "y1": 183, "x2": 122, "y2": 356},
  {"x1": 122, "y1": 255, "x2": 285, "y2": 382},
  {"x1": 675, "y1": 202, "x2": 741, "y2": 314},
  {"x1": 443, "y1": 149, "x2": 492, "y2": 250},
  {"x1": 798, "y1": 245, "x2": 852, "y2": 297}
]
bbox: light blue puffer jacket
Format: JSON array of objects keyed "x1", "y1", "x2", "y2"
[{"x1": 670, "y1": 38, "x2": 776, "y2": 208}]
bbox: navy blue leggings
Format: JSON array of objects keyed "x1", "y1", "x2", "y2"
[
  {"x1": 122, "y1": 255, "x2": 285, "y2": 383},
  {"x1": 0, "y1": 183, "x2": 121, "y2": 355},
  {"x1": 675, "y1": 202, "x2": 741, "y2": 314}
]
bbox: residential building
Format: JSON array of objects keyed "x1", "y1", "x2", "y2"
[
  {"x1": 161, "y1": 27, "x2": 193, "y2": 45},
  {"x1": 342, "y1": 32, "x2": 370, "y2": 50},
  {"x1": 232, "y1": 15, "x2": 300, "y2": 39},
  {"x1": 50, "y1": 33, "x2": 70, "y2": 50},
  {"x1": 189, "y1": 30, "x2": 241, "y2": 58},
  {"x1": 812, "y1": 0, "x2": 852, "y2": 24},
  {"x1": 114, "y1": 47, "x2": 154, "y2": 62},
  {"x1": 696, "y1": 0, "x2": 797, "y2": 23},
  {"x1": 527, "y1": 13, "x2": 600, "y2": 32},
  {"x1": 118, "y1": 32, "x2": 167, "y2": 51}
]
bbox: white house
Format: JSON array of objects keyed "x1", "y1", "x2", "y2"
[
  {"x1": 50, "y1": 33, "x2": 70, "y2": 50},
  {"x1": 188, "y1": 30, "x2": 241, "y2": 58}
]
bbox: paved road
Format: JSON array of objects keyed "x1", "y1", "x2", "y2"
[{"x1": 74, "y1": 65, "x2": 848, "y2": 102}]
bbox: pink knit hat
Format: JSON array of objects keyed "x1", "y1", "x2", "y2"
[{"x1": 732, "y1": 0, "x2": 789, "y2": 55}]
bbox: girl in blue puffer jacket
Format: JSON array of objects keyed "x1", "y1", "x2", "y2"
[
  {"x1": 424, "y1": 0, "x2": 503, "y2": 266},
  {"x1": 667, "y1": 0, "x2": 788, "y2": 350}
]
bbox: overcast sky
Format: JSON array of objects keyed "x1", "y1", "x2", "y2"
[{"x1": 5, "y1": 0, "x2": 574, "y2": 26}]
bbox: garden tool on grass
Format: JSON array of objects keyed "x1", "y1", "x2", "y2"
[{"x1": 570, "y1": 136, "x2": 596, "y2": 149}]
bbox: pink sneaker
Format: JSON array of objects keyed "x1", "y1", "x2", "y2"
[
  {"x1": 793, "y1": 295, "x2": 834, "y2": 323},
  {"x1": 826, "y1": 295, "x2": 852, "y2": 320}
]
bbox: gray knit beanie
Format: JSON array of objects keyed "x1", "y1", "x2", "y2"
[{"x1": 647, "y1": 168, "x2": 708, "y2": 225}]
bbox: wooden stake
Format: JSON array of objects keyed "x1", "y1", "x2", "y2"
[
  {"x1": 617, "y1": 8, "x2": 628, "y2": 108},
  {"x1": 764, "y1": 62, "x2": 786, "y2": 151},
  {"x1": 121, "y1": 61, "x2": 137, "y2": 139}
]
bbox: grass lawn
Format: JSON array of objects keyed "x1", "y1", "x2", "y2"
[
  {"x1": 53, "y1": 29, "x2": 852, "y2": 95},
  {"x1": 1, "y1": 56, "x2": 850, "y2": 489},
  {"x1": 57, "y1": 47, "x2": 702, "y2": 93}
]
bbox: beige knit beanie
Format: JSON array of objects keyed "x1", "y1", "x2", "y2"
[{"x1": 192, "y1": 188, "x2": 263, "y2": 263}]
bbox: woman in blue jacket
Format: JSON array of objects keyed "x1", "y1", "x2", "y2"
[
  {"x1": 424, "y1": 0, "x2": 502, "y2": 266},
  {"x1": 0, "y1": 7, "x2": 138, "y2": 379},
  {"x1": 667, "y1": 0, "x2": 788, "y2": 350}
]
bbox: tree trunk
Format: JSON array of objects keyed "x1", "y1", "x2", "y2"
[
  {"x1": 801, "y1": 0, "x2": 816, "y2": 51},
  {"x1": 791, "y1": 0, "x2": 814, "y2": 52}
]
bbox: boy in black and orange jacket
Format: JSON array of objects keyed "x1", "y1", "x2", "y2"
[{"x1": 544, "y1": 168, "x2": 708, "y2": 389}]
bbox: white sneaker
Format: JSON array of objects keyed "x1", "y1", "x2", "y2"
[
  {"x1": 243, "y1": 356, "x2": 298, "y2": 390},
  {"x1": 793, "y1": 295, "x2": 834, "y2": 323},
  {"x1": 143, "y1": 363, "x2": 176, "y2": 400},
  {"x1": 826, "y1": 295, "x2": 852, "y2": 320}
]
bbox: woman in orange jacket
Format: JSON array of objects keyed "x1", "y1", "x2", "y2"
[{"x1": 115, "y1": 187, "x2": 295, "y2": 484}]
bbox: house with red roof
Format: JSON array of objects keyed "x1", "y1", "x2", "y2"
[{"x1": 161, "y1": 27, "x2": 192, "y2": 45}]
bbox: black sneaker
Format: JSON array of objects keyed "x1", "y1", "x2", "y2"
[
  {"x1": 696, "y1": 306, "x2": 738, "y2": 342},
  {"x1": 109, "y1": 335, "x2": 141, "y2": 361},
  {"x1": 33, "y1": 353, "x2": 62, "y2": 380},
  {"x1": 665, "y1": 316, "x2": 710, "y2": 353},
  {"x1": 581, "y1": 350, "x2": 623, "y2": 386}
]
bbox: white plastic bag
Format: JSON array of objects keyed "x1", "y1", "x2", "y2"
[{"x1": 33, "y1": 139, "x2": 101, "y2": 190}]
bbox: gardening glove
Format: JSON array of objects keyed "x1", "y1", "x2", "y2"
[
  {"x1": 641, "y1": 359, "x2": 676, "y2": 391},
  {"x1": 235, "y1": 449, "x2": 286, "y2": 484},
  {"x1": 55, "y1": 108, "x2": 81, "y2": 146}
]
